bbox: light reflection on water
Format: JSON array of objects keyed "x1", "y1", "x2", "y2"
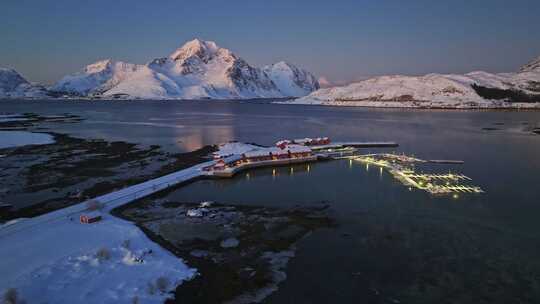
[{"x1": 175, "y1": 124, "x2": 235, "y2": 151}]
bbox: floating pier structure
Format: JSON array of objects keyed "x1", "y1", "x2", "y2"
[{"x1": 402, "y1": 173, "x2": 471, "y2": 181}]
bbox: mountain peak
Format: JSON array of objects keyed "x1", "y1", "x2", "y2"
[
  {"x1": 520, "y1": 55, "x2": 540, "y2": 73},
  {"x1": 84, "y1": 59, "x2": 113, "y2": 74},
  {"x1": 169, "y1": 39, "x2": 220, "y2": 62}
]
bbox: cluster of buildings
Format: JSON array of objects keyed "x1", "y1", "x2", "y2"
[{"x1": 205, "y1": 138, "x2": 328, "y2": 176}]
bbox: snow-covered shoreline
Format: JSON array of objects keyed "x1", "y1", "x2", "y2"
[
  {"x1": 275, "y1": 99, "x2": 540, "y2": 110},
  {"x1": 0, "y1": 157, "x2": 216, "y2": 303}
]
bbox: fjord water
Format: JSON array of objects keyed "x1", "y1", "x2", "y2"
[{"x1": 2, "y1": 100, "x2": 540, "y2": 302}]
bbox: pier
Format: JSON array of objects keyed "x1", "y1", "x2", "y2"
[{"x1": 402, "y1": 173, "x2": 471, "y2": 181}]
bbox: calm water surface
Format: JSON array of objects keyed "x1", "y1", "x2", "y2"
[{"x1": 2, "y1": 100, "x2": 540, "y2": 302}]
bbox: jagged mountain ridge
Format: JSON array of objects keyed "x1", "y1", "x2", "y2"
[{"x1": 52, "y1": 39, "x2": 319, "y2": 99}]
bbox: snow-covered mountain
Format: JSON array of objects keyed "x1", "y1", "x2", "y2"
[
  {"x1": 52, "y1": 39, "x2": 319, "y2": 99},
  {"x1": 263, "y1": 61, "x2": 319, "y2": 97},
  {"x1": 0, "y1": 68, "x2": 48, "y2": 98},
  {"x1": 287, "y1": 56, "x2": 540, "y2": 109},
  {"x1": 53, "y1": 60, "x2": 142, "y2": 96}
]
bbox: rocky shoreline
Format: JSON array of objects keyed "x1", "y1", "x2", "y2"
[{"x1": 114, "y1": 198, "x2": 335, "y2": 304}]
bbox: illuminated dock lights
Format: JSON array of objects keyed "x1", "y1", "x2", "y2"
[{"x1": 354, "y1": 154, "x2": 484, "y2": 197}]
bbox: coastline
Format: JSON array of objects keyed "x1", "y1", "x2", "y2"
[{"x1": 273, "y1": 99, "x2": 540, "y2": 110}]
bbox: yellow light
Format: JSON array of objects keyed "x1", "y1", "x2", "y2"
[
  {"x1": 272, "y1": 169, "x2": 276, "y2": 177},
  {"x1": 452, "y1": 193, "x2": 459, "y2": 199}
]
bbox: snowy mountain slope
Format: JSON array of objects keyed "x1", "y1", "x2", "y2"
[
  {"x1": 52, "y1": 60, "x2": 143, "y2": 96},
  {"x1": 520, "y1": 56, "x2": 540, "y2": 72},
  {"x1": 53, "y1": 39, "x2": 319, "y2": 100},
  {"x1": 263, "y1": 61, "x2": 320, "y2": 97},
  {"x1": 288, "y1": 56, "x2": 540, "y2": 108},
  {"x1": 105, "y1": 67, "x2": 184, "y2": 99},
  {"x1": 0, "y1": 68, "x2": 48, "y2": 98}
]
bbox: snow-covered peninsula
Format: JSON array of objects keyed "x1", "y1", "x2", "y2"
[{"x1": 283, "y1": 56, "x2": 540, "y2": 109}]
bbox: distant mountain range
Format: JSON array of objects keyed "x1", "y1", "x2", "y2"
[
  {"x1": 285, "y1": 56, "x2": 540, "y2": 109},
  {"x1": 2, "y1": 41, "x2": 540, "y2": 108},
  {"x1": 0, "y1": 39, "x2": 319, "y2": 100}
]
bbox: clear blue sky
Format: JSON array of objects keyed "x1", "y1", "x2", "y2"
[{"x1": 1, "y1": 0, "x2": 539, "y2": 84}]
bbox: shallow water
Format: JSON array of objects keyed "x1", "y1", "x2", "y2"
[
  {"x1": 0, "y1": 131, "x2": 54, "y2": 148},
  {"x1": 1, "y1": 100, "x2": 540, "y2": 302}
]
